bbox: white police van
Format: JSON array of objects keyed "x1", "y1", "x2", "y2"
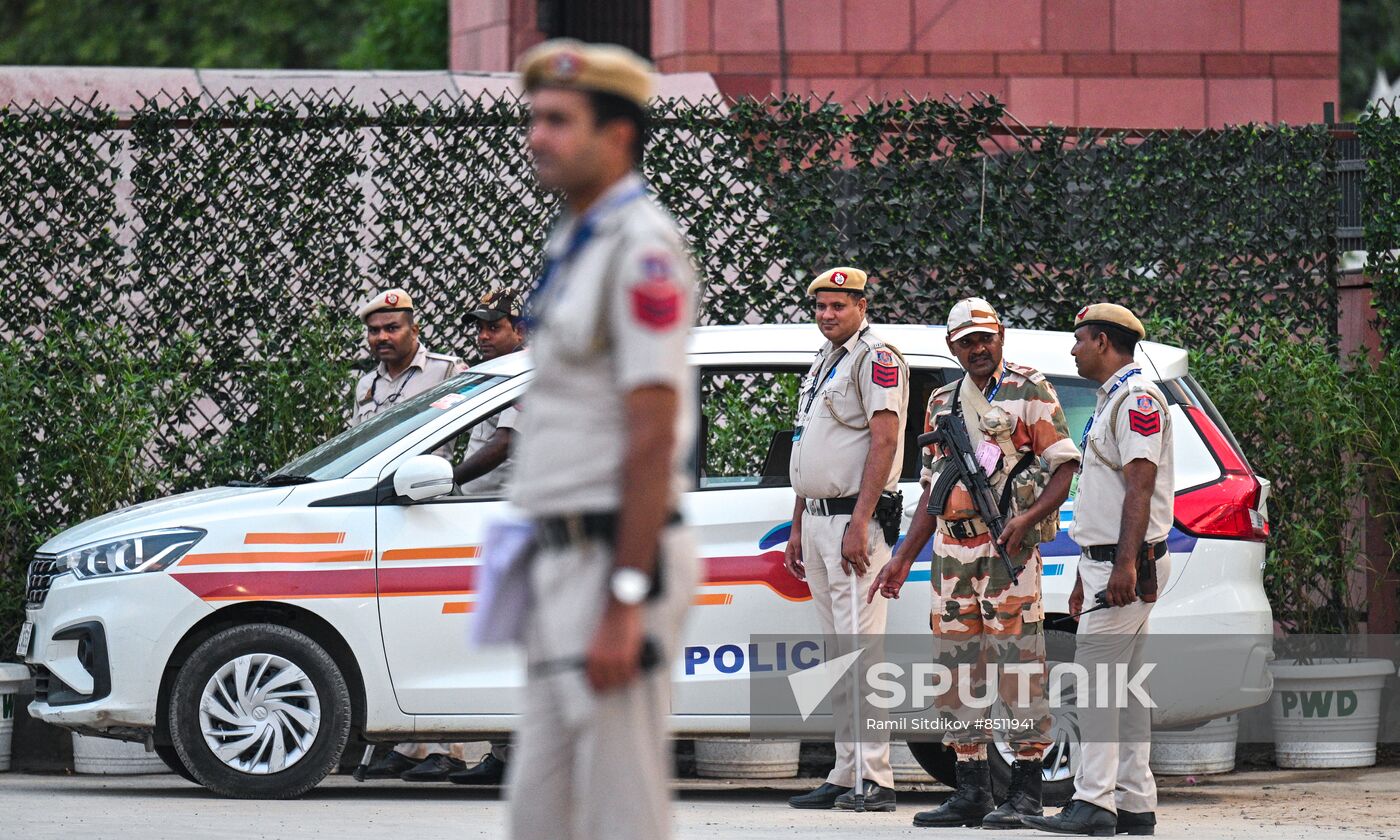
[{"x1": 19, "y1": 324, "x2": 1273, "y2": 799}]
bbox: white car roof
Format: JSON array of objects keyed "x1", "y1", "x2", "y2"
[
  {"x1": 688, "y1": 323, "x2": 1189, "y2": 381},
  {"x1": 469, "y1": 323, "x2": 1190, "y2": 381}
]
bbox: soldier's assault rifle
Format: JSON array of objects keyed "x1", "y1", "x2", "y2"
[{"x1": 917, "y1": 411, "x2": 1024, "y2": 586}]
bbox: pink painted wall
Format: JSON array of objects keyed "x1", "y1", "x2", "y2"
[{"x1": 453, "y1": 0, "x2": 1339, "y2": 128}]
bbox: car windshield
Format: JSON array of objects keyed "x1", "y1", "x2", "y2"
[{"x1": 272, "y1": 373, "x2": 506, "y2": 481}]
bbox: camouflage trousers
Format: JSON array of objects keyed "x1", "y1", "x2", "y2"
[{"x1": 929, "y1": 527, "x2": 1051, "y2": 761}]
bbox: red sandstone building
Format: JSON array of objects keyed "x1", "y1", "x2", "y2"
[{"x1": 451, "y1": 0, "x2": 1339, "y2": 127}]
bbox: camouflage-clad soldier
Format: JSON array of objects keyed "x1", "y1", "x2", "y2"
[{"x1": 872, "y1": 298, "x2": 1080, "y2": 830}]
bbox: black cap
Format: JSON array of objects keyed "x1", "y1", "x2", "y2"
[{"x1": 468, "y1": 288, "x2": 522, "y2": 322}]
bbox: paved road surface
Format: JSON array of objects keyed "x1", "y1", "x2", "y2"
[{"x1": 5, "y1": 767, "x2": 1399, "y2": 839}]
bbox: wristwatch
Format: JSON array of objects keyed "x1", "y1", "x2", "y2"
[{"x1": 610, "y1": 567, "x2": 651, "y2": 606}]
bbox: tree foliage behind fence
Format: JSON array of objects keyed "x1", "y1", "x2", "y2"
[{"x1": 0, "y1": 89, "x2": 1342, "y2": 647}]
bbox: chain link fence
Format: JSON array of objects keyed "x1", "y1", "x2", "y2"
[{"x1": 0, "y1": 89, "x2": 1344, "y2": 647}]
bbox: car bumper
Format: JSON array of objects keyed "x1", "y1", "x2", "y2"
[{"x1": 25, "y1": 572, "x2": 212, "y2": 733}]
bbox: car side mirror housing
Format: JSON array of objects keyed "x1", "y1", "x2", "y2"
[{"x1": 393, "y1": 455, "x2": 455, "y2": 502}]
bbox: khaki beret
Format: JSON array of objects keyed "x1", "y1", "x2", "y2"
[
  {"x1": 947, "y1": 297, "x2": 1001, "y2": 342},
  {"x1": 356, "y1": 288, "x2": 414, "y2": 321},
  {"x1": 806, "y1": 266, "x2": 868, "y2": 296},
  {"x1": 518, "y1": 39, "x2": 653, "y2": 109},
  {"x1": 1074, "y1": 302, "x2": 1146, "y2": 340}
]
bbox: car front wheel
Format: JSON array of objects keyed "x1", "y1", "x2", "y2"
[{"x1": 169, "y1": 623, "x2": 351, "y2": 799}]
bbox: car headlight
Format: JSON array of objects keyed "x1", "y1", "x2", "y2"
[{"x1": 60, "y1": 528, "x2": 206, "y2": 579}]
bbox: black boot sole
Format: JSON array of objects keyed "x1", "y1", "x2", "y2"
[
  {"x1": 1117, "y1": 828, "x2": 1154, "y2": 836},
  {"x1": 982, "y1": 816, "x2": 1041, "y2": 829},
  {"x1": 1022, "y1": 821, "x2": 1116, "y2": 837},
  {"x1": 912, "y1": 814, "x2": 990, "y2": 828}
]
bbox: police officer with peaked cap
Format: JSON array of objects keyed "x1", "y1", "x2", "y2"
[
  {"x1": 351, "y1": 287, "x2": 470, "y2": 781},
  {"x1": 505, "y1": 39, "x2": 700, "y2": 840},
  {"x1": 1025, "y1": 303, "x2": 1173, "y2": 838},
  {"x1": 784, "y1": 266, "x2": 908, "y2": 813},
  {"x1": 349, "y1": 288, "x2": 465, "y2": 428}
]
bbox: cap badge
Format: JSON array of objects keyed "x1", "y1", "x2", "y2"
[
  {"x1": 386, "y1": 293, "x2": 400, "y2": 305},
  {"x1": 831, "y1": 271, "x2": 847, "y2": 286},
  {"x1": 553, "y1": 52, "x2": 582, "y2": 80},
  {"x1": 1076, "y1": 305, "x2": 1088, "y2": 320}
]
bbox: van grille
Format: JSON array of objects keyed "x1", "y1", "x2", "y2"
[{"x1": 25, "y1": 554, "x2": 63, "y2": 608}]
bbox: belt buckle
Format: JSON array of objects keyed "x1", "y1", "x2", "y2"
[
  {"x1": 805, "y1": 499, "x2": 822, "y2": 517},
  {"x1": 565, "y1": 515, "x2": 585, "y2": 546}
]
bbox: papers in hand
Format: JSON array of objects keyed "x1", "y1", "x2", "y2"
[{"x1": 471, "y1": 515, "x2": 536, "y2": 647}]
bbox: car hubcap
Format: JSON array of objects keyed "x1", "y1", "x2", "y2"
[{"x1": 199, "y1": 653, "x2": 321, "y2": 775}]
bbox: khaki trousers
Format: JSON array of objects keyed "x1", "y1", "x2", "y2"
[
  {"x1": 801, "y1": 511, "x2": 894, "y2": 789},
  {"x1": 1072, "y1": 553, "x2": 1171, "y2": 814},
  {"x1": 507, "y1": 527, "x2": 698, "y2": 840}
]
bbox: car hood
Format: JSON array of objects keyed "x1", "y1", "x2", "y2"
[{"x1": 37, "y1": 485, "x2": 293, "y2": 555}]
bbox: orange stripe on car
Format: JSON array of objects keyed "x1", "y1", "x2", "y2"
[
  {"x1": 381, "y1": 546, "x2": 481, "y2": 562},
  {"x1": 693, "y1": 593, "x2": 733, "y2": 606},
  {"x1": 180, "y1": 549, "x2": 373, "y2": 566},
  {"x1": 441, "y1": 602, "x2": 474, "y2": 614},
  {"x1": 243, "y1": 532, "x2": 347, "y2": 545}
]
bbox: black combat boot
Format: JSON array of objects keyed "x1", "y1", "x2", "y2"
[
  {"x1": 912, "y1": 759, "x2": 995, "y2": 828},
  {"x1": 982, "y1": 758, "x2": 1043, "y2": 829}
]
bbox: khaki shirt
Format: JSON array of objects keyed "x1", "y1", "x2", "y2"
[
  {"x1": 459, "y1": 404, "x2": 519, "y2": 496},
  {"x1": 350, "y1": 344, "x2": 466, "y2": 427},
  {"x1": 1068, "y1": 363, "x2": 1175, "y2": 547},
  {"x1": 921, "y1": 362, "x2": 1080, "y2": 521},
  {"x1": 510, "y1": 173, "x2": 697, "y2": 515},
  {"x1": 789, "y1": 322, "x2": 909, "y2": 500}
]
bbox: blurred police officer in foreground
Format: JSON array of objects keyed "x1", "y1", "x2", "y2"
[
  {"x1": 351, "y1": 288, "x2": 470, "y2": 781},
  {"x1": 507, "y1": 39, "x2": 699, "y2": 840},
  {"x1": 448, "y1": 286, "x2": 526, "y2": 785},
  {"x1": 785, "y1": 267, "x2": 908, "y2": 813},
  {"x1": 349, "y1": 288, "x2": 465, "y2": 428},
  {"x1": 1025, "y1": 304, "x2": 1172, "y2": 838}
]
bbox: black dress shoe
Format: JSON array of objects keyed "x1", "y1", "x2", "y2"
[
  {"x1": 834, "y1": 780, "x2": 897, "y2": 813},
  {"x1": 448, "y1": 753, "x2": 507, "y2": 785},
  {"x1": 362, "y1": 750, "x2": 418, "y2": 779},
  {"x1": 400, "y1": 753, "x2": 466, "y2": 782},
  {"x1": 1116, "y1": 810, "x2": 1155, "y2": 835},
  {"x1": 788, "y1": 782, "x2": 851, "y2": 809},
  {"x1": 1022, "y1": 799, "x2": 1117, "y2": 837}
]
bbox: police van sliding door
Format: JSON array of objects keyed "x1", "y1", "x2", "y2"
[{"x1": 374, "y1": 399, "x2": 525, "y2": 716}]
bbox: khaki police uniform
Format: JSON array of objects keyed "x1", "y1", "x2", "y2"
[
  {"x1": 789, "y1": 268, "x2": 909, "y2": 791},
  {"x1": 350, "y1": 343, "x2": 464, "y2": 426},
  {"x1": 921, "y1": 299, "x2": 1080, "y2": 762},
  {"x1": 1066, "y1": 304, "x2": 1174, "y2": 817},
  {"x1": 506, "y1": 39, "x2": 698, "y2": 840}
]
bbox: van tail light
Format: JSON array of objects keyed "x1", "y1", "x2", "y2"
[{"x1": 1173, "y1": 406, "x2": 1269, "y2": 542}]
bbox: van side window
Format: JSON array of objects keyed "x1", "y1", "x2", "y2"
[{"x1": 696, "y1": 368, "x2": 802, "y2": 489}]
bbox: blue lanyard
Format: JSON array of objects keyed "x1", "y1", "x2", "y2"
[
  {"x1": 525, "y1": 184, "x2": 649, "y2": 326},
  {"x1": 983, "y1": 365, "x2": 1009, "y2": 402},
  {"x1": 1079, "y1": 367, "x2": 1142, "y2": 451}
]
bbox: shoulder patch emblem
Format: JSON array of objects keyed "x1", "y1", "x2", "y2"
[
  {"x1": 872, "y1": 362, "x2": 899, "y2": 388},
  {"x1": 631, "y1": 252, "x2": 681, "y2": 330},
  {"x1": 1128, "y1": 409, "x2": 1161, "y2": 436},
  {"x1": 874, "y1": 348, "x2": 894, "y2": 365},
  {"x1": 1136, "y1": 395, "x2": 1156, "y2": 411}
]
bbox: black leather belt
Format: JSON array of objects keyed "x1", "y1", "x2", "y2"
[
  {"x1": 805, "y1": 496, "x2": 858, "y2": 516},
  {"x1": 535, "y1": 511, "x2": 683, "y2": 549},
  {"x1": 1084, "y1": 541, "x2": 1168, "y2": 563},
  {"x1": 942, "y1": 518, "x2": 989, "y2": 540}
]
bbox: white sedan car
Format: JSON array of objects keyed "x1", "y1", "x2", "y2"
[{"x1": 19, "y1": 324, "x2": 1273, "y2": 799}]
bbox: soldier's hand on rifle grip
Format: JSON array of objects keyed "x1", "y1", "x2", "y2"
[{"x1": 998, "y1": 512, "x2": 1033, "y2": 553}]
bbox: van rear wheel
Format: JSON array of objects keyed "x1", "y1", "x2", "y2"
[{"x1": 169, "y1": 623, "x2": 351, "y2": 799}]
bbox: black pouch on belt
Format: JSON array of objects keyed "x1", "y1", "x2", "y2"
[{"x1": 875, "y1": 490, "x2": 904, "y2": 546}]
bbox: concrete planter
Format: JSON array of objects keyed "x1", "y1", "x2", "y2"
[
  {"x1": 72, "y1": 733, "x2": 169, "y2": 775},
  {"x1": 1150, "y1": 715, "x2": 1238, "y2": 776},
  {"x1": 1269, "y1": 658, "x2": 1396, "y2": 769},
  {"x1": 0, "y1": 664, "x2": 29, "y2": 772},
  {"x1": 693, "y1": 737, "x2": 800, "y2": 779}
]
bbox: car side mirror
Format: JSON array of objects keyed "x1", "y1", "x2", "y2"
[{"x1": 393, "y1": 455, "x2": 455, "y2": 502}]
